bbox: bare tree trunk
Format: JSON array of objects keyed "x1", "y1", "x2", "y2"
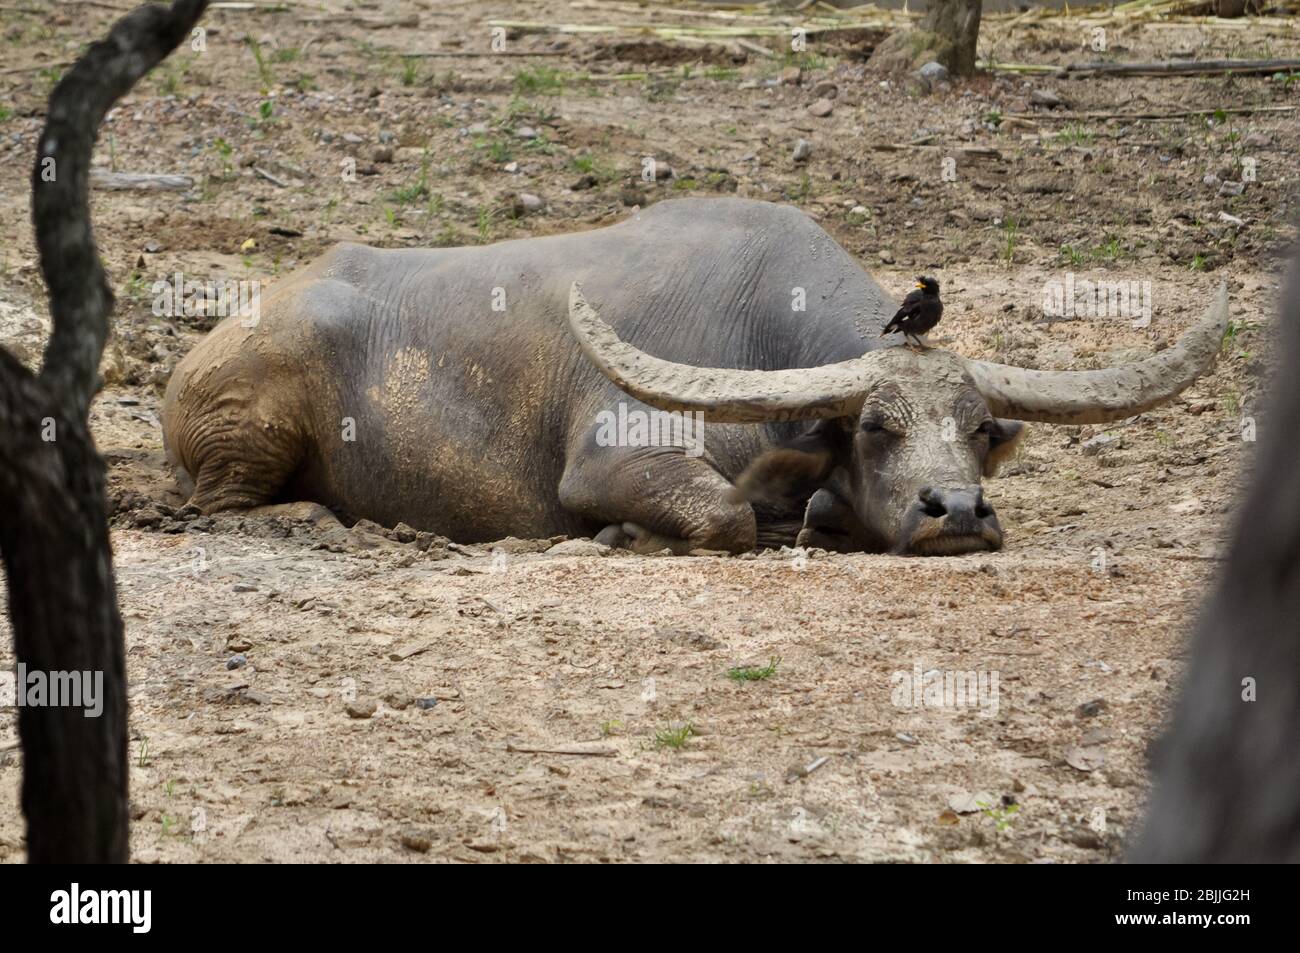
[
  {"x1": 923, "y1": 0, "x2": 982, "y2": 77},
  {"x1": 0, "y1": 0, "x2": 208, "y2": 864},
  {"x1": 1133, "y1": 260, "x2": 1300, "y2": 863}
]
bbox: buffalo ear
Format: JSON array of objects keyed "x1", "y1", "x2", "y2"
[
  {"x1": 729, "y1": 420, "x2": 842, "y2": 505},
  {"x1": 729, "y1": 448, "x2": 833, "y2": 505},
  {"x1": 984, "y1": 419, "x2": 1025, "y2": 477}
]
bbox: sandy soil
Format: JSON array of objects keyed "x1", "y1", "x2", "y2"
[{"x1": 0, "y1": 0, "x2": 1295, "y2": 862}]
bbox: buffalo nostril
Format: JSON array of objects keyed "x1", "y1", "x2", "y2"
[
  {"x1": 918, "y1": 487, "x2": 947, "y2": 519},
  {"x1": 975, "y1": 502, "x2": 993, "y2": 519}
]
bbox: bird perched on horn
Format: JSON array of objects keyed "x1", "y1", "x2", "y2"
[{"x1": 882, "y1": 276, "x2": 943, "y2": 349}]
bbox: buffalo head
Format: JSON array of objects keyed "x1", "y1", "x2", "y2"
[{"x1": 568, "y1": 283, "x2": 1229, "y2": 556}]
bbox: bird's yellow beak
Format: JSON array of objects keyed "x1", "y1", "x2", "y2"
[{"x1": 914, "y1": 282, "x2": 924, "y2": 289}]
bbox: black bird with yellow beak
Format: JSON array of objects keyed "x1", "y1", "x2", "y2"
[{"x1": 882, "y1": 275, "x2": 943, "y2": 349}]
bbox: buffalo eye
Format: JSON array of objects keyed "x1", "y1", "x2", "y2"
[{"x1": 860, "y1": 418, "x2": 889, "y2": 434}]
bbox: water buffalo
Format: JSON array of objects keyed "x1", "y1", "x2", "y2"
[{"x1": 163, "y1": 198, "x2": 1227, "y2": 555}]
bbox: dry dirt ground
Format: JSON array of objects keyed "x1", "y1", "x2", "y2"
[{"x1": 0, "y1": 0, "x2": 1296, "y2": 862}]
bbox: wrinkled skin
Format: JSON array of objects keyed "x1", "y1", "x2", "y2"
[{"x1": 164, "y1": 198, "x2": 1020, "y2": 555}]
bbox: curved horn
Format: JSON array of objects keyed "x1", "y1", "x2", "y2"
[
  {"x1": 567, "y1": 282, "x2": 877, "y2": 423},
  {"x1": 966, "y1": 284, "x2": 1229, "y2": 425}
]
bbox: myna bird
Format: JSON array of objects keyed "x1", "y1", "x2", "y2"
[{"x1": 881, "y1": 276, "x2": 942, "y2": 349}]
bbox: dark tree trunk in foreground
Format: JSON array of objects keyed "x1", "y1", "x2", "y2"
[
  {"x1": 1133, "y1": 259, "x2": 1300, "y2": 862},
  {"x1": 0, "y1": 0, "x2": 208, "y2": 864},
  {"x1": 923, "y1": 0, "x2": 982, "y2": 77}
]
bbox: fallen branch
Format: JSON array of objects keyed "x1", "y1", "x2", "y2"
[
  {"x1": 252, "y1": 165, "x2": 291, "y2": 188},
  {"x1": 90, "y1": 170, "x2": 193, "y2": 191},
  {"x1": 385, "y1": 49, "x2": 569, "y2": 59},
  {"x1": 298, "y1": 13, "x2": 418, "y2": 29},
  {"x1": 1069, "y1": 57, "x2": 1300, "y2": 77},
  {"x1": 0, "y1": 61, "x2": 74, "y2": 76},
  {"x1": 505, "y1": 743, "x2": 618, "y2": 757},
  {"x1": 1004, "y1": 104, "x2": 1297, "y2": 122}
]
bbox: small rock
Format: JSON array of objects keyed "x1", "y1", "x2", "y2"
[
  {"x1": 1077, "y1": 698, "x2": 1107, "y2": 718},
  {"x1": 811, "y1": 80, "x2": 837, "y2": 99},
  {"x1": 778, "y1": 66, "x2": 801, "y2": 85},
  {"x1": 807, "y1": 98, "x2": 834, "y2": 118},
  {"x1": 1081, "y1": 433, "x2": 1121, "y2": 456},
  {"x1": 1065, "y1": 743, "x2": 1106, "y2": 772},
  {"x1": 571, "y1": 173, "x2": 598, "y2": 190},
  {"x1": 400, "y1": 829, "x2": 433, "y2": 853},
  {"x1": 878, "y1": 249, "x2": 895, "y2": 264},
  {"x1": 341, "y1": 132, "x2": 364, "y2": 145},
  {"x1": 503, "y1": 161, "x2": 519, "y2": 173},
  {"x1": 514, "y1": 125, "x2": 538, "y2": 140},
  {"x1": 513, "y1": 192, "x2": 545, "y2": 216},
  {"x1": 1218, "y1": 179, "x2": 1245, "y2": 197},
  {"x1": 792, "y1": 138, "x2": 812, "y2": 163},
  {"x1": 916, "y1": 61, "x2": 949, "y2": 90},
  {"x1": 415, "y1": 697, "x2": 438, "y2": 710},
  {"x1": 225, "y1": 654, "x2": 247, "y2": 671},
  {"x1": 1217, "y1": 210, "x2": 1244, "y2": 227},
  {"x1": 1203, "y1": 173, "x2": 1220, "y2": 188},
  {"x1": 948, "y1": 791, "x2": 995, "y2": 815},
  {"x1": 546, "y1": 539, "x2": 610, "y2": 557},
  {"x1": 372, "y1": 145, "x2": 394, "y2": 163},
  {"x1": 1029, "y1": 88, "x2": 1066, "y2": 109},
  {"x1": 345, "y1": 698, "x2": 378, "y2": 719}
]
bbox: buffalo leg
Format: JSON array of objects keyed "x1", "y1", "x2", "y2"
[
  {"x1": 559, "y1": 449, "x2": 756, "y2": 554},
  {"x1": 795, "y1": 487, "x2": 865, "y2": 553}
]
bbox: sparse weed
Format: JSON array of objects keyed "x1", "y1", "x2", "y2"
[
  {"x1": 514, "y1": 66, "x2": 563, "y2": 95},
  {"x1": 727, "y1": 657, "x2": 780, "y2": 682},
  {"x1": 653, "y1": 723, "x2": 696, "y2": 750}
]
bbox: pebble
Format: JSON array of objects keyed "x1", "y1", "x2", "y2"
[
  {"x1": 915, "y1": 61, "x2": 949, "y2": 92},
  {"x1": 513, "y1": 192, "x2": 545, "y2": 215},
  {"x1": 807, "y1": 98, "x2": 834, "y2": 118},
  {"x1": 400, "y1": 829, "x2": 433, "y2": 853},
  {"x1": 546, "y1": 539, "x2": 609, "y2": 557},
  {"x1": 345, "y1": 698, "x2": 378, "y2": 719},
  {"x1": 225, "y1": 654, "x2": 247, "y2": 671},
  {"x1": 1081, "y1": 433, "x2": 1121, "y2": 456},
  {"x1": 792, "y1": 138, "x2": 812, "y2": 163},
  {"x1": 1029, "y1": 88, "x2": 1066, "y2": 109}
]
